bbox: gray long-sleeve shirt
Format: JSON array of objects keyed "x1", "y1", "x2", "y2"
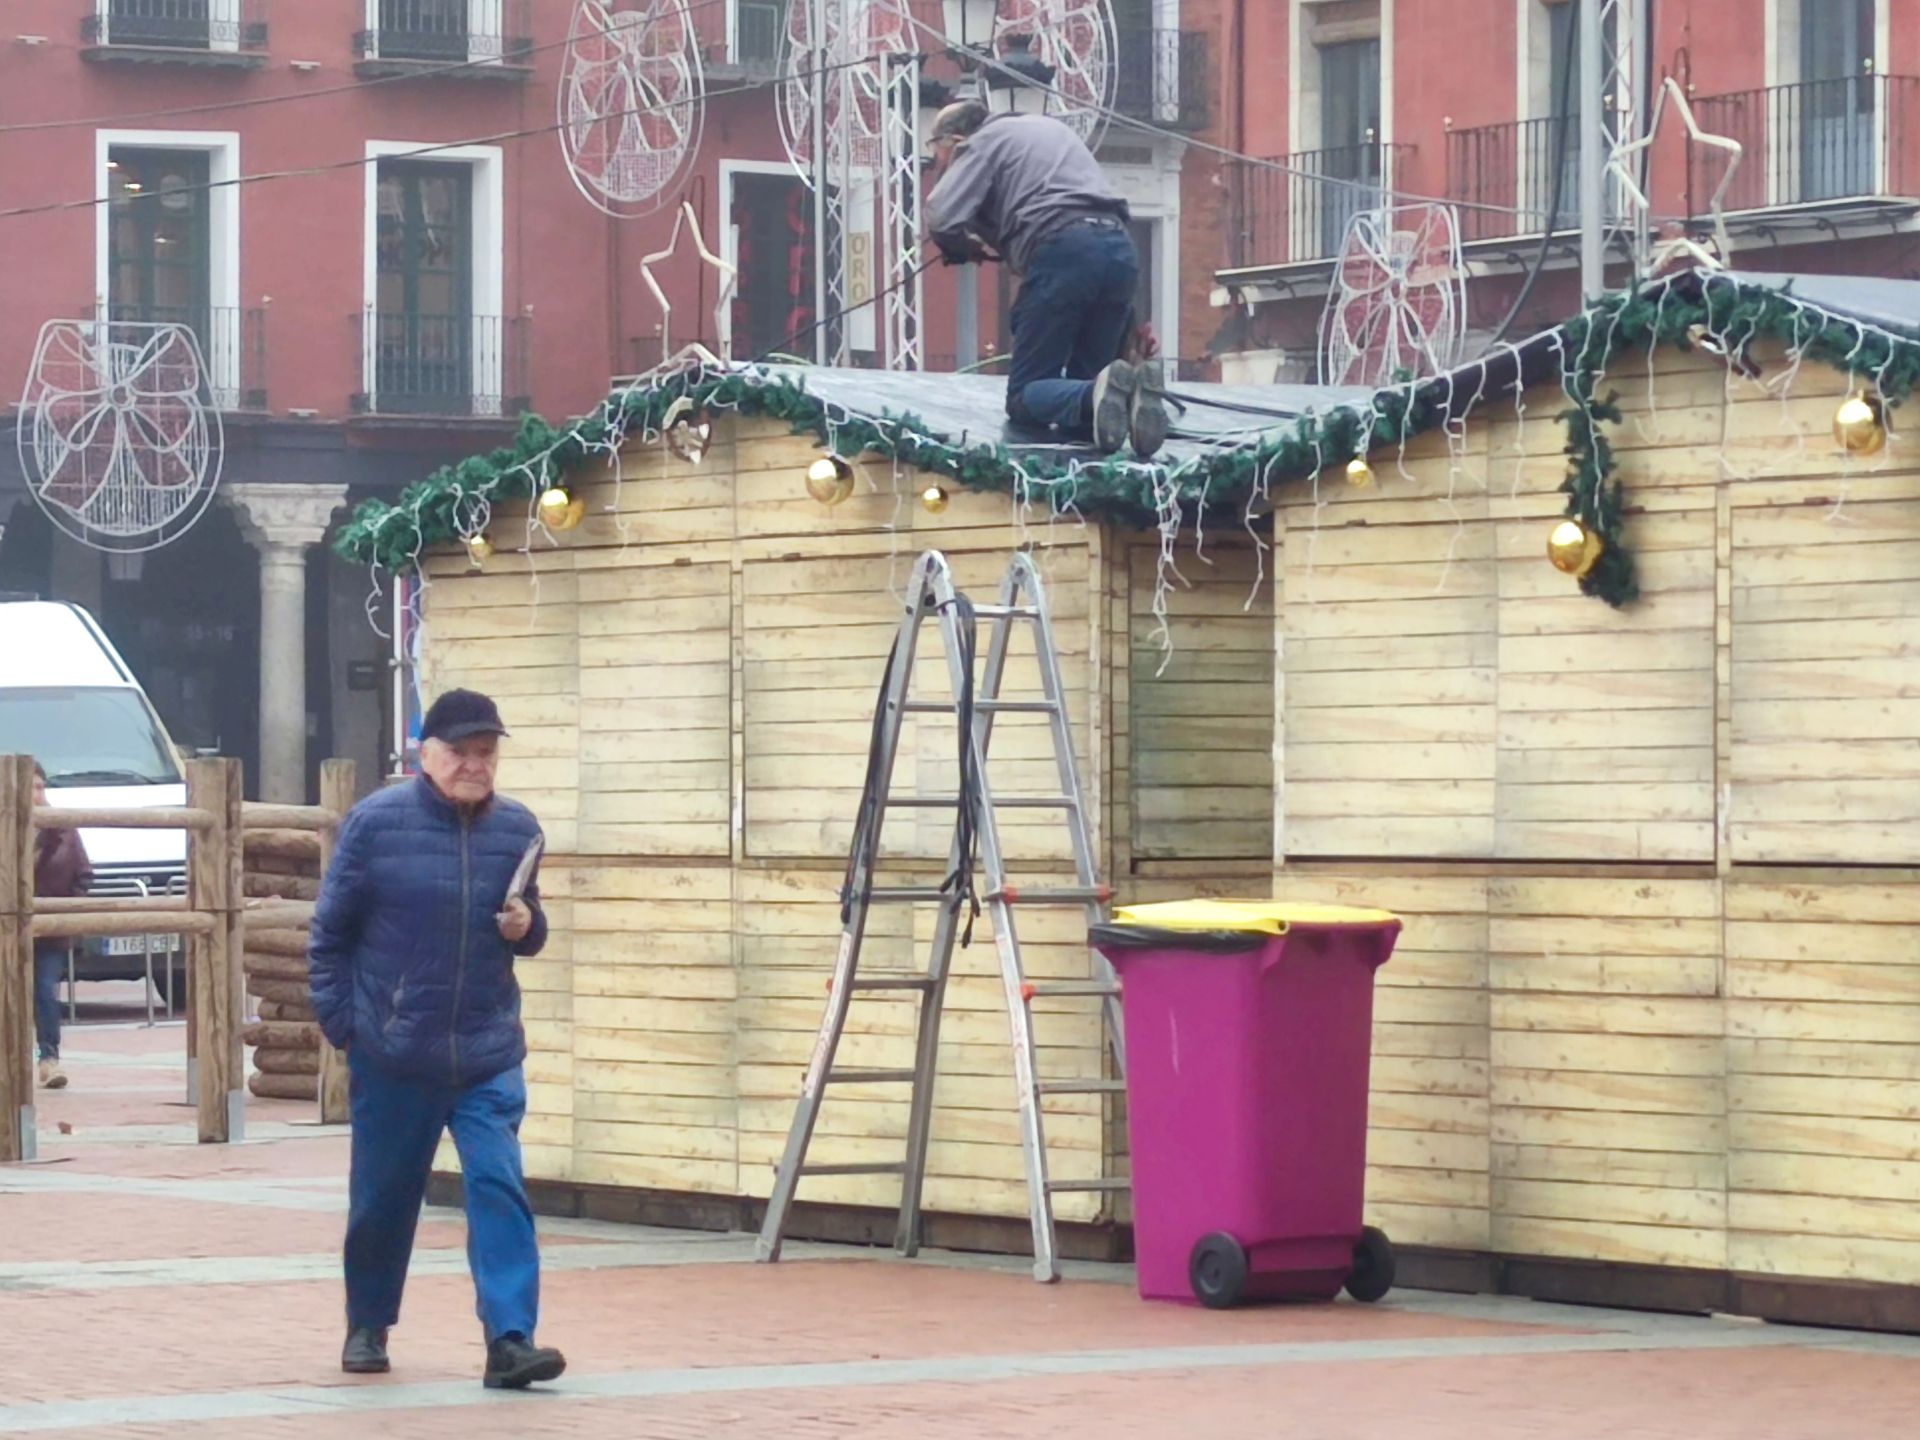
[{"x1": 925, "y1": 114, "x2": 1130, "y2": 274}]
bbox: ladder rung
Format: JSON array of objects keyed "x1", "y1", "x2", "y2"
[
  {"x1": 1045, "y1": 1177, "x2": 1131, "y2": 1194},
  {"x1": 849, "y1": 976, "x2": 936, "y2": 992},
  {"x1": 1025, "y1": 981, "x2": 1120, "y2": 999},
  {"x1": 1036, "y1": 1078, "x2": 1128, "y2": 1096},
  {"x1": 900, "y1": 698, "x2": 1058, "y2": 714},
  {"x1": 885, "y1": 794, "x2": 1076, "y2": 809},
  {"x1": 799, "y1": 1162, "x2": 909, "y2": 1178},
  {"x1": 825, "y1": 1068, "x2": 919, "y2": 1085},
  {"x1": 972, "y1": 604, "x2": 1039, "y2": 620},
  {"x1": 989, "y1": 886, "x2": 1111, "y2": 905}
]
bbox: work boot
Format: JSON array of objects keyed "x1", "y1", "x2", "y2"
[
  {"x1": 37, "y1": 1058, "x2": 66, "y2": 1090},
  {"x1": 484, "y1": 1334, "x2": 567, "y2": 1390},
  {"x1": 1129, "y1": 359, "x2": 1170, "y2": 458},
  {"x1": 1090, "y1": 360, "x2": 1138, "y2": 455},
  {"x1": 341, "y1": 1326, "x2": 390, "y2": 1374}
]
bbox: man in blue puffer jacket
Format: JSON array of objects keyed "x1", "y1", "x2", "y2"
[{"x1": 310, "y1": 688, "x2": 565, "y2": 1390}]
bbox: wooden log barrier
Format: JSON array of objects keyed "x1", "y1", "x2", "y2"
[
  {"x1": 187, "y1": 758, "x2": 244, "y2": 1144},
  {"x1": 0, "y1": 757, "x2": 33, "y2": 1163},
  {"x1": 235, "y1": 759, "x2": 353, "y2": 1112},
  {"x1": 315, "y1": 760, "x2": 356, "y2": 1123}
]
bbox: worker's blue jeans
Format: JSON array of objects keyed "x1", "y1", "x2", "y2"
[
  {"x1": 344, "y1": 1049, "x2": 539, "y2": 1343},
  {"x1": 1006, "y1": 220, "x2": 1140, "y2": 438}
]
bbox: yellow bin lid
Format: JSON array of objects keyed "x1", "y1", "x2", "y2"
[{"x1": 1111, "y1": 899, "x2": 1398, "y2": 935}]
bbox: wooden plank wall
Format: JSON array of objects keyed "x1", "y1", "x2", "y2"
[
  {"x1": 1272, "y1": 349, "x2": 1920, "y2": 1291},
  {"x1": 412, "y1": 355, "x2": 1920, "y2": 1298},
  {"x1": 419, "y1": 417, "x2": 1120, "y2": 1221}
]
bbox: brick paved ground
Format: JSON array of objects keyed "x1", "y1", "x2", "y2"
[{"x1": 6, "y1": 997, "x2": 1918, "y2": 1438}]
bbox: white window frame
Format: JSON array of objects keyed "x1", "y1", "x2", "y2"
[
  {"x1": 95, "y1": 129, "x2": 243, "y2": 406},
  {"x1": 726, "y1": 0, "x2": 787, "y2": 66},
  {"x1": 718, "y1": 158, "x2": 807, "y2": 362},
  {"x1": 362, "y1": 0, "x2": 504, "y2": 64},
  {"x1": 362, "y1": 141, "x2": 507, "y2": 414},
  {"x1": 97, "y1": 0, "x2": 242, "y2": 53}
]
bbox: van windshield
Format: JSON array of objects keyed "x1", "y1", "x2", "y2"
[{"x1": 0, "y1": 688, "x2": 182, "y2": 786}]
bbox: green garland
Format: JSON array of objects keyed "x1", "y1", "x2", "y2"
[
  {"x1": 332, "y1": 367, "x2": 1438, "y2": 573},
  {"x1": 1553, "y1": 273, "x2": 1920, "y2": 606},
  {"x1": 334, "y1": 274, "x2": 1920, "y2": 604}
]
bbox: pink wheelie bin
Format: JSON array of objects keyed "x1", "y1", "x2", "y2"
[{"x1": 1091, "y1": 900, "x2": 1402, "y2": 1309}]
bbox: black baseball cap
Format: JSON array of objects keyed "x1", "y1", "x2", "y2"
[{"x1": 420, "y1": 688, "x2": 510, "y2": 744}]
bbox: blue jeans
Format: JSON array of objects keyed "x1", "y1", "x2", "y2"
[
  {"x1": 33, "y1": 945, "x2": 66, "y2": 1061},
  {"x1": 344, "y1": 1049, "x2": 540, "y2": 1342},
  {"x1": 1006, "y1": 221, "x2": 1140, "y2": 437}
]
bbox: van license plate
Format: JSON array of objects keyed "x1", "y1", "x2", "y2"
[{"x1": 104, "y1": 935, "x2": 183, "y2": 956}]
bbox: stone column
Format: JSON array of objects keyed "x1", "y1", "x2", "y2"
[{"x1": 226, "y1": 483, "x2": 347, "y2": 803}]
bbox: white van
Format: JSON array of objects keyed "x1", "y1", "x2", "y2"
[{"x1": 0, "y1": 598, "x2": 189, "y2": 1000}]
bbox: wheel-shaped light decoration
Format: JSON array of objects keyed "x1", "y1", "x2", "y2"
[
  {"x1": 779, "y1": 0, "x2": 914, "y2": 181},
  {"x1": 558, "y1": 0, "x2": 705, "y2": 218},
  {"x1": 16, "y1": 318, "x2": 223, "y2": 554},
  {"x1": 991, "y1": 0, "x2": 1117, "y2": 146},
  {"x1": 1319, "y1": 203, "x2": 1468, "y2": 389}
]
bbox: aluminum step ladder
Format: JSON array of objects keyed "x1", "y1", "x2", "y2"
[{"x1": 755, "y1": 549, "x2": 1126, "y2": 1282}]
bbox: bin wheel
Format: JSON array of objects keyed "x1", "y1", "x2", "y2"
[
  {"x1": 1189, "y1": 1233, "x2": 1250, "y2": 1309},
  {"x1": 1344, "y1": 1225, "x2": 1396, "y2": 1303}
]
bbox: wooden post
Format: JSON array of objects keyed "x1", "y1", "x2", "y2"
[
  {"x1": 0, "y1": 757, "x2": 35, "y2": 1163},
  {"x1": 315, "y1": 759, "x2": 356, "y2": 1124},
  {"x1": 187, "y1": 758, "x2": 244, "y2": 1143}
]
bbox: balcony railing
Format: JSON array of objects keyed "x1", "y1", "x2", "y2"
[
  {"x1": 1227, "y1": 143, "x2": 1409, "y2": 270},
  {"x1": 94, "y1": 303, "x2": 268, "y2": 412},
  {"x1": 1691, "y1": 75, "x2": 1920, "y2": 214},
  {"x1": 1113, "y1": 29, "x2": 1211, "y2": 133},
  {"x1": 355, "y1": 0, "x2": 532, "y2": 71},
  {"x1": 81, "y1": 0, "x2": 268, "y2": 60},
  {"x1": 1446, "y1": 116, "x2": 1585, "y2": 243},
  {"x1": 354, "y1": 311, "x2": 528, "y2": 419}
]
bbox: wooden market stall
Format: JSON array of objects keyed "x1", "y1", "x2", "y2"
[{"x1": 339, "y1": 268, "x2": 1920, "y2": 1330}]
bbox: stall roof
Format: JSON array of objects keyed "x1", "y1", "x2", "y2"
[
  {"x1": 334, "y1": 267, "x2": 1920, "y2": 572},
  {"x1": 745, "y1": 364, "x2": 1379, "y2": 470}
]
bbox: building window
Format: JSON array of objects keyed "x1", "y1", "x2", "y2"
[
  {"x1": 1798, "y1": 0, "x2": 1876, "y2": 200},
  {"x1": 374, "y1": 162, "x2": 475, "y2": 413},
  {"x1": 731, "y1": 0, "x2": 786, "y2": 66},
  {"x1": 108, "y1": 149, "x2": 212, "y2": 340},
  {"x1": 728, "y1": 169, "x2": 815, "y2": 361},
  {"x1": 1317, "y1": 37, "x2": 1382, "y2": 251},
  {"x1": 96, "y1": 132, "x2": 244, "y2": 407}
]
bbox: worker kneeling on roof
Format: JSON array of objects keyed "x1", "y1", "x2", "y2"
[{"x1": 925, "y1": 101, "x2": 1168, "y2": 458}]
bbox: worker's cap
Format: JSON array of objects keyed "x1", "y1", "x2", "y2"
[{"x1": 421, "y1": 688, "x2": 510, "y2": 744}]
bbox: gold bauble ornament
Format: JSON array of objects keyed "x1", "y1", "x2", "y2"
[
  {"x1": 1344, "y1": 456, "x2": 1375, "y2": 488},
  {"x1": 805, "y1": 454, "x2": 856, "y2": 506},
  {"x1": 465, "y1": 533, "x2": 493, "y2": 566},
  {"x1": 920, "y1": 484, "x2": 950, "y2": 514},
  {"x1": 1832, "y1": 392, "x2": 1886, "y2": 456},
  {"x1": 537, "y1": 487, "x2": 586, "y2": 531},
  {"x1": 661, "y1": 395, "x2": 712, "y2": 463},
  {"x1": 1546, "y1": 518, "x2": 1605, "y2": 579}
]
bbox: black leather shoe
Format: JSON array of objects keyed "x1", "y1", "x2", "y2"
[
  {"x1": 484, "y1": 1334, "x2": 566, "y2": 1390},
  {"x1": 342, "y1": 1326, "x2": 390, "y2": 1374}
]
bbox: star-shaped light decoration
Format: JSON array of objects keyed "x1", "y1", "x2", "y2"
[
  {"x1": 637, "y1": 198, "x2": 738, "y2": 369},
  {"x1": 1605, "y1": 75, "x2": 1744, "y2": 276}
]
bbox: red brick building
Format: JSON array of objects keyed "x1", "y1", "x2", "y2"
[
  {"x1": 0, "y1": 0, "x2": 1216, "y2": 798},
  {"x1": 1200, "y1": 0, "x2": 1920, "y2": 381}
]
